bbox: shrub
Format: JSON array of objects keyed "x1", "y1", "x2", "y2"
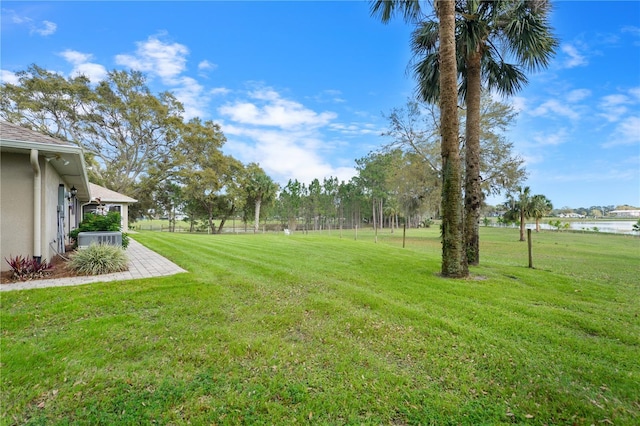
[
  {"x1": 67, "y1": 244, "x2": 129, "y2": 275},
  {"x1": 4, "y1": 255, "x2": 53, "y2": 281},
  {"x1": 70, "y1": 212, "x2": 129, "y2": 249},
  {"x1": 420, "y1": 218, "x2": 433, "y2": 228}
]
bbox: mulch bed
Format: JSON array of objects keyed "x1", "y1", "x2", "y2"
[{"x1": 1, "y1": 251, "x2": 82, "y2": 285}]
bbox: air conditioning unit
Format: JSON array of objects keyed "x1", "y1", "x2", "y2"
[{"x1": 77, "y1": 231, "x2": 122, "y2": 249}]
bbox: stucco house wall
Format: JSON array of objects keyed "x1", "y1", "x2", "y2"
[
  {"x1": 1, "y1": 152, "x2": 34, "y2": 262},
  {"x1": 1, "y1": 121, "x2": 90, "y2": 271},
  {"x1": 0, "y1": 152, "x2": 86, "y2": 270}
]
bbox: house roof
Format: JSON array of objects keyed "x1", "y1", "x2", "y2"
[
  {"x1": 0, "y1": 121, "x2": 90, "y2": 201},
  {"x1": 0, "y1": 121, "x2": 76, "y2": 147},
  {"x1": 89, "y1": 183, "x2": 137, "y2": 204}
]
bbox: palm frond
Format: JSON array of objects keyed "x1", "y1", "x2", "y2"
[
  {"x1": 412, "y1": 52, "x2": 441, "y2": 104},
  {"x1": 370, "y1": 0, "x2": 424, "y2": 24},
  {"x1": 482, "y1": 50, "x2": 528, "y2": 96}
]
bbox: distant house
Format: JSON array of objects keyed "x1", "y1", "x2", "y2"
[
  {"x1": 0, "y1": 122, "x2": 137, "y2": 271},
  {"x1": 85, "y1": 183, "x2": 138, "y2": 230},
  {"x1": 609, "y1": 210, "x2": 640, "y2": 218},
  {"x1": 1, "y1": 121, "x2": 90, "y2": 270},
  {"x1": 558, "y1": 212, "x2": 586, "y2": 218}
]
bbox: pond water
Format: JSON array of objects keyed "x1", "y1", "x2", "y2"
[{"x1": 524, "y1": 220, "x2": 638, "y2": 235}]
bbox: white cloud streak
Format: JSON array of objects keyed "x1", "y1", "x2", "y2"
[
  {"x1": 566, "y1": 89, "x2": 591, "y2": 103},
  {"x1": 4, "y1": 9, "x2": 57, "y2": 36},
  {"x1": 219, "y1": 88, "x2": 336, "y2": 129},
  {"x1": 560, "y1": 44, "x2": 587, "y2": 68},
  {"x1": 530, "y1": 99, "x2": 580, "y2": 121},
  {"x1": 59, "y1": 49, "x2": 108, "y2": 82},
  {"x1": 603, "y1": 116, "x2": 640, "y2": 148},
  {"x1": 198, "y1": 60, "x2": 217, "y2": 71}
]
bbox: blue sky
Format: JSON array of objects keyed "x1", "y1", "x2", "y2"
[{"x1": 2, "y1": 1, "x2": 639, "y2": 209}]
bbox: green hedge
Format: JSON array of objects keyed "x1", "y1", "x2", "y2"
[{"x1": 70, "y1": 212, "x2": 130, "y2": 248}]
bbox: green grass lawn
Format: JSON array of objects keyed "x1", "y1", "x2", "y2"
[{"x1": 2, "y1": 227, "x2": 639, "y2": 425}]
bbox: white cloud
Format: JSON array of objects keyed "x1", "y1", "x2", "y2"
[
  {"x1": 171, "y1": 76, "x2": 207, "y2": 119},
  {"x1": 115, "y1": 34, "x2": 189, "y2": 81},
  {"x1": 60, "y1": 50, "x2": 92, "y2": 64},
  {"x1": 33, "y1": 20, "x2": 56, "y2": 36},
  {"x1": 329, "y1": 122, "x2": 379, "y2": 136},
  {"x1": 521, "y1": 153, "x2": 545, "y2": 166},
  {"x1": 530, "y1": 99, "x2": 580, "y2": 121},
  {"x1": 211, "y1": 87, "x2": 231, "y2": 96},
  {"x1": 0, "y1": 70, "x2": 19, "y2": 85},
  {"x1": 598, "y1": 90, "x2": 638, "y2": 123},
  {"x1": 218, "y1": 88, "x2": 354, "y2": 185},
  {"x1": 8, "y1": 11, "x2": 29, "y2": 24},
  {"x1": 600, "y1": 94, "x2": 630, "y2": 107},
  {"x1": 603, "y1": 116, "x2": 640, "y2": 148},
  {"x1": 4, "y1": 10, "x2": 56, "y2": 36},
  {"x1": 72, "y1": 63, "x2": 108, "y2": 82},
  {"x1": 198, "y1": 60, "x2": 217, "y2": 71},
  {"x1": 59, "y1": 49, "x2": 108, "y2": 82},
  {"x1": 622, "y1": 25, "x2": 640, "y2": 45},
  {"x1": 531, "y1": 128, "x2": 569, "y2": 147},
  {"x1": 312, "y1": 89, "x2": 346, "y2": 104},
  {"x1": 114, "y1": 34, "x2": 210, "y2": 119},
  {"x1": 566, "y1": 89, "x2": 591, "y2": 103},
  {"x1": 218, "y1": 88, "x2": 336, "y2": 129},
  {"x1": 560, "y1": 44, "x2": 587, "y2": 68},
  {"x1": 510, "y1": 96, "x2": 526, "y2": 114},
  {"x1": 223, "y1": 124, "x2": 354, "y2": 185}
]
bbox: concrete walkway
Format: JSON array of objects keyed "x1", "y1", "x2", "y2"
[{"x1": 0, "y1": 239, "x2": 187, "y2": 292}]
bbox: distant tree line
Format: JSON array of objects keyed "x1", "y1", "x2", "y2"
[{"x1": 1, "y1": 64, "x2": 528, "y2": 236}]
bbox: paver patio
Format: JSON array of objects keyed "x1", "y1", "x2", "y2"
[{"x1": 0, "y1": 238, "x2": 186, "y2": 292}]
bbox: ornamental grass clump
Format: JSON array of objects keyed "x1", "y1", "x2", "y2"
[{"x1": 68, "y1": 244, "x2": 129, "y2": 275}]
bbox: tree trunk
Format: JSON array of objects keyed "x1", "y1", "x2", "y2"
[
  {"x1": 372, "y1": 198, "x2": 378, "y2": 243},
  {"x1": 519, "y1": 208, "x2": 526, "y2": 241},
  {"x1": 254, "y1": 196, "x2": 262, "y2": 233},
  {"x1": 217, "y1": 218, "x2": 226, "y2": 234},
  {"x1": 464, "y1": 51, "x2": 483, "y2": 266},
  {"x1": 438, "y1": 0, "x2": 468, "y2": 278},
  {"x1": 208, "y1": 213, "x2": 215, "y2": 234}
]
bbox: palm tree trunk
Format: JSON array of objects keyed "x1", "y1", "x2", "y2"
[
  {"x1": 438, "y1": 0, "x2": 468, "y2": 278},
  {"x1": 254, "y1": 197, "x2": 262, "y2": 233},
  {"x1": 464, "y1": 51, "x2": 483, "y2": 266}
]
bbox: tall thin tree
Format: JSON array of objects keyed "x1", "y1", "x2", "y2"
[
  {"x1": 438, "y1": 0, "x2": 468, "y2": 277},
  {"x1": 371, "y1": 0, "x2": 467, "y2": 276},
  {"x1": 410, "y1": 0, "x2": 557, "y2": 265}
]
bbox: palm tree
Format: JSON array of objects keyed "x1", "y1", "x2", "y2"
[
  {"x1": 439, "y1": 0, "x2": 468, "y2": 277},
  {"x1": 530, "y1": 194, "x2": 553, "y2": 232},
  {"x1": 372, "y1": 0, "x2": 467, "y2": 277},
  {"x1": 410, "y1": 0, "x2": 557, "y2": 265},
  {"x1": 245, "y1": 163, "x2": 279, "y2": 234},
  {"x1": 504, "y1": 186, "x2": 532, "y2": 241}
]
